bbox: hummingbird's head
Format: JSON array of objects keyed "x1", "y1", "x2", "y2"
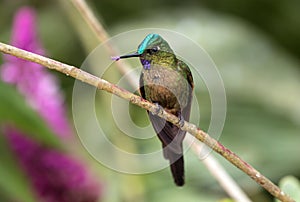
[{"x1": 112, "y1": 33, "x2": 176, "y2": 69}]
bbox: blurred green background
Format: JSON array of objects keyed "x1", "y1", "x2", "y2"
[{"x1": 0, "y1": 0, "x2": 300, "y2": 202}]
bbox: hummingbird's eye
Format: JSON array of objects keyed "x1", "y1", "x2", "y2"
[
  {"x1": 151, "y1": 46, "x2": 159, "y2": 52},
  {"x1": 147, "y1": 46, "x2": 160, "y2": 55}
]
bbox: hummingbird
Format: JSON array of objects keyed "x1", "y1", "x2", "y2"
[{"x1": 113, "y1": 33, "x2": 194, "y2": 186}]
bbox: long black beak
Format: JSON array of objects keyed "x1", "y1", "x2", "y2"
[{"x1": 111, "y1": 52, "x2": 141, "y2": 61}]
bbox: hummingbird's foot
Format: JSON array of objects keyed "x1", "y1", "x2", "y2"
[
  {"x1": 177, "y1": 114, "x2": 185, "y2": 128},
  {"x1": 151, "y1": 103, "x2": 164, "y2": 116}
]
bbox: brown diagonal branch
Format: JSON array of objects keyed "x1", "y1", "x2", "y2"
[{"x1": 0, "y1": 42, "x2": 294, "y2": 202}]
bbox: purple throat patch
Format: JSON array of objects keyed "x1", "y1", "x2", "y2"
[{"x1": 142, "y1": 59, "x2": 151, "y2": 70}]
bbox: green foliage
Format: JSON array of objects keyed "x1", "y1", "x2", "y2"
[
  {"x1": 150, "y1": 188, "x2": 220, "y2": 202},
  {"x1": 0, "y1": 133, "x2": 37, "y2": 202},
  {"x1": 0, "y1": 81, "x2": 61, "y2": 148},
  {"x1": 219, "y1": 199, "x2": 235, "y2": 202},
  {"x1": 276, "y1": 176, "x2": 300, "y2": 202}
]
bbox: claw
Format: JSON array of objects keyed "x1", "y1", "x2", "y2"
[
  {"x1": 151, "y1": 103, "x2": 163, "y2": 116},
  {"x1": 178, "y1": 114, "x2": 185, "y2": 128}
]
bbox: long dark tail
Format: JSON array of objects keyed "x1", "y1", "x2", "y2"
[{"x1": 169, "y1": 152, "x2": 185, "y2": 186}]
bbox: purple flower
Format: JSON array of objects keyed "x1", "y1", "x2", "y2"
[
  {"x1": 1, "y1": 7, "x2": 102, "y2": 202},
  {"x1": 1, "y1": 7, "x2": 70, "y2": 137},
  {"x1": 6, "y1": 128, "x2": 100, "y2": 202}
]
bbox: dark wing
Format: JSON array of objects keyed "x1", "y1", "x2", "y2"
[
  {"x1": 139, "y1": 71, "x2": 146, "y2": 100},
  {"x1": 178, "y1": 59, "x2": 194, "y2": 122}
]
